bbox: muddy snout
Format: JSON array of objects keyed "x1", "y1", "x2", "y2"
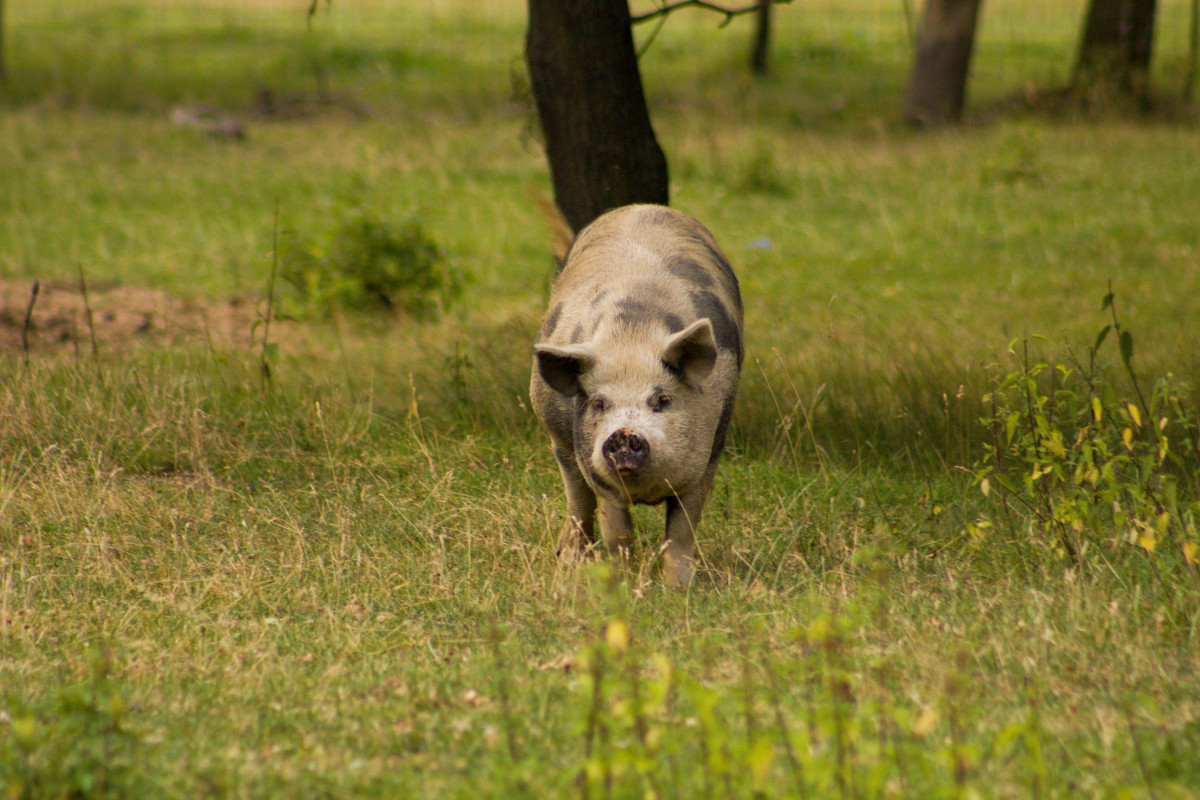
[{"x1": 602, "y1": 429, "x2": 649, "y2": 474}]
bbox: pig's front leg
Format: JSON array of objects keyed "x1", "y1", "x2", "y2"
[
  {"x1": 598, "y1": 499, "x2": 635, "y2": 561},
  {"x1": 662, "y1": 468, "x2": 716, "y2": 587},
  {"x1": 555, "y1": 448, "x2": 597, "y2": 560}
]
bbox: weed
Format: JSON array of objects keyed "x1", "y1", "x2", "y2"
[
  {"x1": 1, "y1": 645, "x2": 150, "y2": 799},
  {"x1": 560, "y1": 592, "x2": 1124, "y2": 800},
  {"x1": 280, "y1": 208, "x2": 458, "y2": 320},
  {"x1": 971, "y1": 288, "x2": 1200, "y2": 590}
]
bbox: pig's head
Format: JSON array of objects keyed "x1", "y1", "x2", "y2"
[{"x1": 535, "y1": 319, "x2": 718, "y2": 503}]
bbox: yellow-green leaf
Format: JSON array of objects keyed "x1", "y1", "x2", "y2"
[
  {"x1": 1127, "y1": 403, "x2": 1141, "y2": 428},
  {"x1": 1122, "y1": 428, "x2": 1134, "y2": 451},
  {"x1": 1138, "y1": 533, "x2": 1156, "y2": 553},
  {"x1": 1091, "y1": 396, "x2": 1103, "y2": 423},
  {"x1": 1183, "y1": 541, "x2": 1197, "y2": 566},
  {"x1": 1042, "y1": 433, "x2": 1065, "y2": 457},
  {"x1": 605, "y1": 618, "x2": 629, "y2": 654},
  {"x1": 1005, "y1": 413, "x2": 1019, "y2": 444}
]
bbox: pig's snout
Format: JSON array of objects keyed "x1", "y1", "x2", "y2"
[{"x1": 602, "y1": 429, "x2": 649, "y2": 474}]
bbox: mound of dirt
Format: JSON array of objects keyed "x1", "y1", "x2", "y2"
[{"x1": 0, "y1": 279, "x2": 264, "y2": 356}]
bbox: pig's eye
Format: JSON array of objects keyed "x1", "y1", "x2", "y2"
[
  {"x1": 649, "y1": 393, "x2": 672, "y2": 412},
  {"x1": 589, "y1": 396, "x2": 607, "y2": 413}
]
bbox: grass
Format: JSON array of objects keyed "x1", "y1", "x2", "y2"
[{"x1": 2, "y1": 1, "x2": 1200, "y2": 797}]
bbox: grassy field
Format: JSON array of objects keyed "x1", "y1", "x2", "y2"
[{"x1": 2, "y1": 1, "x2": 1200, "y2": 797}]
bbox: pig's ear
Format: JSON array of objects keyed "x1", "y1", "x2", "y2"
[
  {"x1": 663, "y1": 319, "x2": 717, "y2": 385},
  {"x1": 535, "y1": 342, "x2": 596, "y2": 397}
]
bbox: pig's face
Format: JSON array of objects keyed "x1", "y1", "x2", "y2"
[{"x1": 536, "y1": 319, "x2": 718, "y2": 504}]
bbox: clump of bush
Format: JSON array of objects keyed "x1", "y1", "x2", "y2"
[
  {"x1": 969, "y1": 289, "x2": 1200, "y2": 585},
  {"x1": 281, "y1": 210, "x2": 459, "y2": 320}
]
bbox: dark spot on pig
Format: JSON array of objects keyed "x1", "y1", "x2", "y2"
[
  {"x1": 665, "y1": 255, "x2": 714, "y2": 289},
  {"x1": 589, "y1": 288, "x2": 611, "y2": 308},
  {"x1": 689, "y1": 291, "x2": 743, "y2": 365},
  {"x1": 569, "y1": 323, "x2": 586, "y2": 344},
  {"x1": 614, "y1": 296, "x2": 683, "y2": 333},
  {"x1": 638, "y1": 208, "x2": 742, "y2": 314},
  {"x1": 691, "y1": 238, "x2": 741, "y2": 313},
  {"x1": 541, "y1": 303, "x2": 563, "y2": 338},
  {"x1": 709, "y1": 396, "x2": 735, "y2": 463},
  {"x1": 638, "y1": 206, "x2": 681, "y2": 230}
]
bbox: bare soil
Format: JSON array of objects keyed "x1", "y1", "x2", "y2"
[{"x1": 0, "y1": 279, "x2": 263, "y2": 356}]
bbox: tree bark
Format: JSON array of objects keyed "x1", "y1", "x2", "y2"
[
  {"x1": 526, "y1": 0, "x2": 669, "y2": 233},
  {"x1": 1073, "y1": 0, "x2": 1158, "y2": 102},
  {"x1": 0, "y1": 0, "x2": 6, "y2": 86},
  {"x1": 901, "y1": 0, "x2": 984, "y2": 125},
  {"x1": 750, "y1": 0, "x2": 772, "y2": 76},
  {"x1": 1187, "y1": 0, "x2": 1198, "y2": 100}
]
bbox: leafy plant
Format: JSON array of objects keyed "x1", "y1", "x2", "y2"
[
  {"x1": 281, "y1": 209, "x2": 458, "y2": 320},
  {"x1": 561, "y1": 592, "x2": 1069, "y2": 800},
  {"x1": 971, "y1": 287, "x2": 1200, "y2": 581},
  {"x1": 1, "y1": 646, "x2": 150, "y2": 799}
]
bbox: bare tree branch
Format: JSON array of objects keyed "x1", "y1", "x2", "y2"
[{"x1": 631, "y1": 0, "x2": 791, "y2": 28}]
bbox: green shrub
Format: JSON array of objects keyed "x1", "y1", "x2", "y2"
[
  {"x1": 2, "y1": 646, "x2": 151, "y2": 799},
  {"x1": 970, "y1": 289, "x2": 1200, "y2": 582},
  {"x1": 281, "y1": 210, "x2": 458, "y2": 320}
]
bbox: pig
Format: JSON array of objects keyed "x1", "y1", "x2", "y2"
[{"x1": 530, "y1": 204, "x2": 743, "y2": 587}]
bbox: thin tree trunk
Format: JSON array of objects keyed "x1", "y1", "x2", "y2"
[
  {"x1": 1184, "y1": 0, "x2": 1197, "y2": 99},
  {"x1": 526, "y1": 0, "x2": 669, "y2": 234},
  {"x1": 901, "y1": 0, "x2": 985, "y2": 125},
  {"x1": 0, "y1": 0, "x2": 6, "y2": 86},
  {"x1": 750, "y1": 0, "x2": 772, "y2": 76}
]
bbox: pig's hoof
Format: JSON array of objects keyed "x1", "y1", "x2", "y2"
[{"x1": 662, "y1": 557, "x2": 695, "y2": 588}]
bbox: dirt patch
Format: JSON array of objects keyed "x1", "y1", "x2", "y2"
[{"x1": 0, "y1": 279, "x2": 266, "y2": 356}]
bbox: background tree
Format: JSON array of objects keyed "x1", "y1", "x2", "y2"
[
  {"x1": 749, "y1": 0, "x2": 773, "y2": 75},
  {"x1": 901, "y1": 0, "x2": 985, "y2": 125},
  {"x1": 1188, "y1": 0, "x2": 1199, "y2": 99},
  {"x1": 526, "y1": 0, "x2": 669, "y2": 233},
  {"x1": 1072, "y1": 0, "x2": 1158, "y2": 105}
]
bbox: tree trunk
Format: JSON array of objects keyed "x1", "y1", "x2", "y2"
[
  {"x1": 0, "y1": 0, "x2": 6, "y2": 86},
  {"x1": 750, "y1": 0, "x2": 772, "y2": 76},
  {"x1": 526, "y1": 0, "x2": 669, "y2": 233},
  {"x1": 1187, "y1": 0, "x2": 1198, "y2": 100},
  {"x1": 901, "y1": 0, "x2": 985, "y2": 125},
  {"x1": 1073, "y1": 0, "x2": 1158, "y2": 102}
]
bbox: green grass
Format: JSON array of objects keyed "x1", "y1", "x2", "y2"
[{"x1": 2, "y1": 1, "x2": 1200, "y2": 798}]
